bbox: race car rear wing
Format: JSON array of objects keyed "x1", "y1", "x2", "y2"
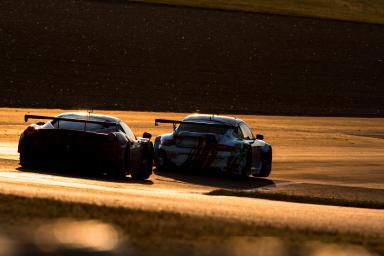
[
  {"x1": 154, "y1": 119, "x2": 181, "y2": 125},
  {"x1": 154, "y1": 119, "x2": 181, "y2": 130},
  {"x1": 154, "y1": 119, "x2": 235, "y2": 130},
  {"x1": 25, "y1": 114, "x2": 117, "y2": 127}
]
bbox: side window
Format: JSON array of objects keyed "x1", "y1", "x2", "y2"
[
  {"x1": 240, "y1": 123, "x2": 254, "y2": 140},
  {"x1": 119, "y1": 122, "x2": 136, "y2": 140},
  {"x1": 233, "y1": 127, "x2": 244, "y2": 139},
  {"x1": 117, "y1": 124, "x2": 125, "y2": 134}
]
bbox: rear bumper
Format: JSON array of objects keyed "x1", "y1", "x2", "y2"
[
  {"x1": 155, "y1": 145, "x2": 246, "y2": 173},
  {"x1": 19, "y1": 140, "x2": 124, "y2": 170}
]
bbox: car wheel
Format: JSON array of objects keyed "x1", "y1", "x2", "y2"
[
  {"x1": 131, "y1": 158, "x2": 153, "y2": 180},
  {"x1": 154, "y1": 149, "x2": 174, "y2": 172},
  {"x1": 19, "y1": 151, "x2": 34, "y2": 168},
  {"x1": 258, "y1": 146, "x2": 272, "y2": 177},
  {"x1": 155, "y1": 161, "x2": 173, "y2": 172},
  {"x1": 131, "y1": 143, "x2": 153, "y2": 180},
  {"x1": 240, "y1": 148, "x2": 252, "y2": 177}
]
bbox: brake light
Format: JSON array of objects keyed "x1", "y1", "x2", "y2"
[
  {"x1": 24, "y1": 125, "x2": 36, "y2": 136},
  {"x1": 107, "y1": 133, "x2": 117, "y2": 141}
]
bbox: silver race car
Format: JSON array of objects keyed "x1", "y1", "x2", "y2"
[{"x1": 154, "y1": 114, "x2": 272, "y2": 177}]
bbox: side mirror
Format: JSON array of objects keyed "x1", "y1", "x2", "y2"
[
  {"x1": 256, "y1": 134, "x2": 264, "y2": 140},
  {"x1": 143, "y1": 132, "x2": 152, "y2": 140},
  {"x1": 36, "y1": 122, "x2": 45, "y2": 126}
]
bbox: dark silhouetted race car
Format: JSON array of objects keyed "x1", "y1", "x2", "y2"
[
  {"x1": 154, "y1": 114, "x2": 272, "y2": 177},
  {"x1": 18, "y1": 112, "x2": 153, "y2": 180}
]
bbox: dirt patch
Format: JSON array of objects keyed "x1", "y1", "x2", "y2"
[{"x1": 0, "y1": 0, "x2": 383, "y2": 116}]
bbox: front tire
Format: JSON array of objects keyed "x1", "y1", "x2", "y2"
[{"x1": 154, "y1": 149, "x2": 175, "y2": 172}]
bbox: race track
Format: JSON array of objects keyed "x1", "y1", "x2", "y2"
[{"x1": 0, "y1": 108, "x2": 383, "y2": 239}]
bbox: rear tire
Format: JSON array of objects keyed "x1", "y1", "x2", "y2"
[
  {"x1": 131, "y1": 143, "x2": 153, "y2": 180},
  {"x1": 155, "y1": 150, "x2": 175, "y2": 172},
  {"x1": 258, "y1": 146, "x2": 272, "y2": 177},
  {"x1": 131, "y1": 159, "x2": 153, "y2": 180},
  {"x1": 19, "y1": 151, "x2": 34, "y2": 168},
  {"x1": 155, "y1": 161, "x2": 174, "y2": 172},
  {"x1": 240, "y1": 148, "x2": 252, "y2": 178}
]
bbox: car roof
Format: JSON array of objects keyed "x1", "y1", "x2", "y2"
[
  {"x1": 182, "y1": 114, "x2": 243, "y2": 127},
  {"x1": 57, "y1": 112, "x2": 121, "y2": 123}
]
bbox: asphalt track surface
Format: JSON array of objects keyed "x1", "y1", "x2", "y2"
[
  {"x1": 0, "y1": 109, "x2": 383, "y2": 239},
  {"x1": 0, "y1": 159, "x2": 384, "y2": 239}
]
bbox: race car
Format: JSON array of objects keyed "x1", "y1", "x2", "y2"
[
  {"x1": 154, "y1": 114, "x2": 272, "y2": 177},
  {"x1": 18, "y1": 112, "x2": 153, "y2": 180}
]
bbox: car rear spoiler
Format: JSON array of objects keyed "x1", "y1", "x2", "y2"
[
  {"x1": 154, "y1": 119, "x2": 235, "y2": 130},
  {"x1": 24, "y1": 114, "x2": 117, "y2": 127}
]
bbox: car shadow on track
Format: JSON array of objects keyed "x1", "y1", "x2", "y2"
[
  {"x1": 154, "y1": 168, "x2": 275, "y2": 190},
  {"x1": 16, "y1": 166, "x2": 154, "y2": 185}
]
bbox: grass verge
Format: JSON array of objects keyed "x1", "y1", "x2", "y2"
[
  {"x1": 132, "y1": 0, "x2": 384, "y2": 24},
  {"x1": 0, "y1": 194, "x2": 383, "y2": 255},
  {"x1": 207, "y1": 189, "x2": 384, "y2": 209}
]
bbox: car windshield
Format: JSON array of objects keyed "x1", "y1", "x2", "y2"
[
  {"x1": 177, "y1": 123, "x2": 234, "y2": 135},
  {"x1": 51, "y1": 119, "x2": 116, "y2": 132}
]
